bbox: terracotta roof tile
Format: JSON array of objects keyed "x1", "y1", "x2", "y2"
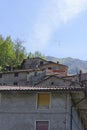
[{"x1": 0, "y1": 86, "x2": 84, "y2": 91}]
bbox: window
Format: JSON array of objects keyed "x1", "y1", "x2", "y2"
[
  {"x1": 13, "y1": 82, "x2": 18, "y2": 86},
  {"x1": 48, "y1": 67, "x2": 52, "y2": 70},
  {"x1": 36, "y1": 121, "x2": 49, "y2": 130},
  {"x1": 34, "y1": 71, "x2": 37, "y2": 76},
  {"x1": 40, "y1": 61, "x2": 43, "y2": 65},
  {"x1": 14, "y1": 72, "x2": 18, "y2": 77},
  {"x1": 37, "y1": 93, "x2": 50, "y2": 109},
  {"x1": 0, "y1": 74, "x2": 2, "y2": 78},
  {"x1": 3, "y1": 83, "x2": 7, "y2": 85},
  {"x1": 51, "y1": 82, "x2": 54, "y2": 85}
]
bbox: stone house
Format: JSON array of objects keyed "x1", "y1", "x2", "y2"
[
  {"x1": 0, "y1": 57, "x2": 68, "y2": 86},
  {"x1": 0, "y1": 57, "x2": 87, "y2": 130}
]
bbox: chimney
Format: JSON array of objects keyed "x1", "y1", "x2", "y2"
[
  {"x1": 79, "y1": 70, "x2": 82, "y2": 82},
  {"x1": 57, "y1": 61, "x2": 59, "y2": 64}
]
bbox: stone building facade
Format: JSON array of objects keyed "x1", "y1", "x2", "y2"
[
  {"x1": 0, "y1": 57, "x2": 68, "y2": 86},
  {"x1": 0, "y1": 57, "x2": 87, "y2": 130},
  {"x1": 0, "y1": 83, "x2": 87, "y2": 130}
]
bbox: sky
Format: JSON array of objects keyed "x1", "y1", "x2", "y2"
[{"x1": 0, "y1": 0, "x2": 87, "y2": 60}]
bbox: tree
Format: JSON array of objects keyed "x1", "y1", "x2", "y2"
[
  {"x1": 0, "y1": 35, "x2": 4, "y2": 45},
  {"x1": 27, "y1": 51, "x2": 46, "y2": 59},
  {"x1": 14, "y1": 38, "x2": 27, "y2": 66},
  {"x1": 28, "y1": 52, "x2": 34, "y2": 58},
  {"x1": 0, "y1": 36, "x2": 15, "y2": 68},
  {"x1": 34, "y1": 51, "x2": 46, "y2": 59},
  {"x1": 0, "y1": 36, "x2": 27, "y2": 71},
  {"x1": 0, "y1": 35, "x2": 46, "y2": 71}
]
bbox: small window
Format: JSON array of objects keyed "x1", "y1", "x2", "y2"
[
  {"x1": 36, "y1": 121, "x2": 49, "y2": 130},
  {"x1": 14, "y1": 72, "x2": 18, "y2": 77},
  {"x1": 13, "y1": 82, "x2": 18, "y2": 86},
  {"x1": 0, "y1": 74, "x2": 2, "y2": 78},
  {"x1": 51, "y1": 82, "x2": 54, "y2": 85},
  {"x1": 40, "y1": 61, "x2": 43, "y2": 65},
  {"x1": 34, "y1": 72, "x2": 37, "y2": 76},
  {"x1": 37, "y1": 93, "x2": 50, "y2": 109},
  {"x1": 48, "y1": 67, "x2": 52, "y2": 70},
  {"x1": 3, "y1": 83, "x2": 7, "y2": 86}
]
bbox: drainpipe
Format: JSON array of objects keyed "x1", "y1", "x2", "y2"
[{"x1": 70, "y1": 97, "x2": 85, "y2": 130}]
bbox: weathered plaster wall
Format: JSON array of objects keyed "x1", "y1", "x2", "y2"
[
  {"x1": 0, "y1": 91, "x2": 84, "y2": 130},
  {"x1": 0, "y1": 91, "x2": 70, "y2": 130}
]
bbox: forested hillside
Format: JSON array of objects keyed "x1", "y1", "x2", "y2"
[{"x1": 46, "y1": 56, "x2": 87, "y2": 74}]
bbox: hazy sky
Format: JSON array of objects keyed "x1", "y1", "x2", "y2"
[{"x1": 0, "y1": 0, "x2": 87, "y2": 60}]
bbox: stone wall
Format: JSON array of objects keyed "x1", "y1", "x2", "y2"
[
  {"x1": 21, "y1": 58, "x2": 48, "y2": 69},
  {"x1": 0, "y1": 70, "x2": 46, "y2": 86}
]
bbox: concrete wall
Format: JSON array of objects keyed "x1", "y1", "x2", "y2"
[
  {"x1": 0, "y1": 91, "x2": 71, "y2": 130},
  {"x1": 0, "y1": 92, "x2": 84, "y2": 130}
]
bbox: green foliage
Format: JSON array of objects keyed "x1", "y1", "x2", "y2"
[
  {"x1": 0, "y1": 36, "x2": 27, "y2": 71},
  {"x1": 28, "y1": 51, "x2": 46, "y2": 60},
  {"x1": 0, "y1": 35, "x2": 46, "y2": 71},
  {"x1": 0, "y1": 36, "x2": 15, "y2": 67},
  {"x1": 28, "y1": 52, "x2": 34, "y2": 58},
  {"x1": 14, "y1": 38, "x2": 27, "y2": 66}
]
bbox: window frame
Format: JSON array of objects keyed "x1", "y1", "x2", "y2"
[
  {"x1": 14, "y1": 72, "x2": 19, "y2": 77},
  {"x1": 0, "y1": 74, "x2": 2, "y2": 78},
  {"x1": 13, "y1": 82, "x2": 18, "y2": 86},
  {"x1": 48, "y1": 67, "x2": 52, "y2": 70},
  {"x1": 36, "y1": 92, "x2": 51, "y2": 110},
  {"x1": 34, "y1": 71, "x2": 37, "y2": 76},
  {"x1": 35, "y1": 120, "x2": 50, "y2": 130}
]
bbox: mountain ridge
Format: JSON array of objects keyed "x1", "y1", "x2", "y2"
[{"x1": 46, "y1": 56, "x2": 87, "y2": 74}]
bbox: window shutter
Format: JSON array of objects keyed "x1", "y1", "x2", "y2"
[{"x1": 38, "y1": 93, "x2": 50, "y2": 108}]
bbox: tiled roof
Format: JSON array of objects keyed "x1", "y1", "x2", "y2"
[
  {"x1": 35, "y1": 75, "x2": 79, "y2": 86},
  {"x1": 0, "y1": 68, "x2": 41, "y2": 74},
  {"x1": 0, "y1": 86, "x2": 84, "y2": 91},
  {"x1": 39, "y1": 61, "x2": 68, "y2": 68}
]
